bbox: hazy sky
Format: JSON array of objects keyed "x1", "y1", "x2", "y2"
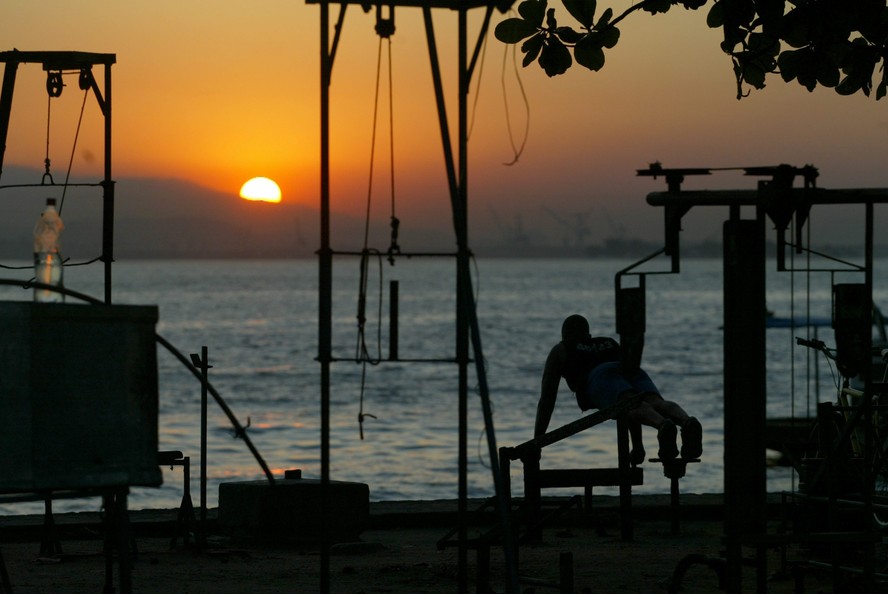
[{"x1": 3, "y1": 1, "x2": 887, "y2": 245}]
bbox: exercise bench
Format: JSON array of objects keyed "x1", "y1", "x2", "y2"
[{"x1": 500, "y1": 394, "x2": 644, "y2": 542}]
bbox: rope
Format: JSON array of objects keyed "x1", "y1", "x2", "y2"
[
  {"x1": 467, "y1": 26, "x2": 487, "y2": 141},
  {"x1": 386, "y1": 39, "x2": 401, "y2": 264},
  {"x1": 43, "y1": 95, "x2": 54, "y2": 185},
  {"x1": 356, "y1": 15, "x2": 399, "y2": 439},
  {"x1": 59, "y1": 87, "x2": 89, "y2": 215},
  {"x1": 500, "y1": 24, "x2": 530, "y2": 166},
  {"x1": 355, "y1": 249, "x2": 384, "y2": 439}
]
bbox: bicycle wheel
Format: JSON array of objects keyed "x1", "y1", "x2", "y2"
[{"x1": 870, "y1": 403, "x2": 888, "y2": 527}]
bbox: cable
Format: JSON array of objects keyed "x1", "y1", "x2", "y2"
[
  {"x1": 467, "y1": 28, "x2": 487, "y2": 141},
  {"x1": 59, "y1": 87, "x2": 89, "y2": 215},
  {"x1": 500, "y1": 25, "x2": 530, "y2": 166},
  {"x1": 357, "y1": 18, "x2": 400, "y2": 438}
]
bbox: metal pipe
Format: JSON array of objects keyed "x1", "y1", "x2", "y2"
[
  {"x1": 102, "y1": 62, "x2": 113, "y2": 304},
  {"x1": 319, "y1": 2, "x2": 333, "y2": 592},
  {"x1": 0, "y1": 61, "x2": 19, "y2": 181},
  {"x1": 389, "y1": 280, "x2": 398, "y2": 360},
  {"x1": 199, "y1": 346, "x2": 209, "y2": 547}
]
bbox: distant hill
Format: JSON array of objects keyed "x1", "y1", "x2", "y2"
[
  {"x1": 0, "y1": 166, "x2": 451, "y2": 260},
  {"x1": 1, "y1": 166, "x2": 879, "y2": 260}
]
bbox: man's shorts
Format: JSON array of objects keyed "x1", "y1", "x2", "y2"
[{"x1": 577, "y1": 361, "x2": 660, "y2": 411}]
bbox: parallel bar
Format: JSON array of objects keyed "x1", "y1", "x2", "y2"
[
  {"x1": 507, "y1": 393, "x2": 643, "y2": 459},
  {"x1": 536, "y1": 467, "x2": 643, "y2": 488}
]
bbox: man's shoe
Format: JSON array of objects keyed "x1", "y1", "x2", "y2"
[
  {"x1": 681, "y1": 417, "x2": 703, "y2": 460},
  {"x1": 657, "y1": 420, "x2": 678, "y2": 460}
]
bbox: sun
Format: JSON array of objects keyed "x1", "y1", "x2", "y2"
[{"x1": 239, "y1": 177, "x2": 282, "y2": 203}]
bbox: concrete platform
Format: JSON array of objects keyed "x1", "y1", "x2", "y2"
[{"x1": 217, "y1": 477, "x2": 369, "y2": 543}]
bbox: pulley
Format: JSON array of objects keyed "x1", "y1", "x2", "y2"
[
  {"x1": 375, "y1": 4, "x2": 395, "y2": 38},
  {"x1": 45, "y1": 71, "x2": 63, "y2": 97},
  {"x1": 78, "y1": 68, "x2": 92, "y2": 91}
]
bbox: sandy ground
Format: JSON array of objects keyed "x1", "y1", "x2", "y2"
[{"x1": 2, "y1": 497, "x2": 887, "y2": 593}]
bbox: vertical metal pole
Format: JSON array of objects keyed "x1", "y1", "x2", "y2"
[
  {"x1": 319, "y1": 2, "x2": 333, "y2": 592},
  {"x1": 723, "y1": 215, "x2": 767, "y2": 594},
  {"x1": 424, "y1": 10, "x2": 518, "y2": 591},
  {"x1": 864, "y1": 201, "x2": 875, "y2": 587},
  {"x1": 455, "y1": 10, "x2": 469, "y2": 591},
  {"x1": 0, "y1": 60, "x2": 19, "y2": 178},
  {"x1": 199, "y1": 345, "x2": 209, "y2": 547},
  {"x1": 389, "y1": 280, "x2": 398, "y2": 360},
  {"x1": 102, "y1": 62, "x2": 113, "y2": 304}
]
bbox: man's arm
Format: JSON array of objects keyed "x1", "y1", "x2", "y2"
[{"x1": 535, "y1": 344, "x2": 564, "y2": 438}]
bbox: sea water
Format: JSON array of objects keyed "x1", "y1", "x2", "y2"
[{"x1": 1, "y1": 256, "x2": 886, "y2": 515}]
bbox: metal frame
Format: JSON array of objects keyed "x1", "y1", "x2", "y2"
[
  {"x1": 309, "y1": 2, "x2": 518, "y2": 592},
  {"x1": 0, "y1": 50, "x2": 116, "y2": 304},
  {"x1": 634, "y1": 164, "x2": 888, "y2": 593}
]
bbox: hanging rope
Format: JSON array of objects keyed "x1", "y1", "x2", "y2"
[
  {"x1": 500, "y1": 24, "x2": 531, "y2": 166},
  {"x1": 39, "y1": 70, "x2": 90, "y2": 215},
  {"x1": 385, "y1": 34, "x2": 400, "y2": 265},
  {"x1": 355, "y1": 248, "x2": 384, "y2": 439},
  {"x1": 59, "y1": 80, "x2": 90, "y2": 215},
  {"x1": 43, "y1": 94, "x2": 54, "y2": 186},
  {"x1": 355, "y1": 8, "x2": 400, "y2": 440},
  {"x1": 467, "y1": 25, "x2": 487, "y2": 141}
]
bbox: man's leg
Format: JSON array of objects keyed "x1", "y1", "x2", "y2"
[
  {"x1": 622, "y1": 395, "x2": 678, "y2": 460},
  {"x1": 628, "y1": 422, "x2": 645, "y2": 465},
  {"x1": 647, "y1": 395, "x2": 702, "y2": 459}
]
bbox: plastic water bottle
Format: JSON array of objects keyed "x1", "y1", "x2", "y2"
[{"x1": 33, "y1": 198, "x2": 65, "y2": 303}]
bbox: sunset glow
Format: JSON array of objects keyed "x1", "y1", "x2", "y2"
[
  {"x1": 239, "y1": 177, "x2": 282, "y2": 203},
  {"x1": 2, "y1": 3, "x2": 887, "y2": 246}
]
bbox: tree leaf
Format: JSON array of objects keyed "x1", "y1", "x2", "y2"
[
  {"x1": 815, "y1": 56, "x2": 839, "y2": 88},
  {"x1": 742, "y1": 61, "x2": 767, "y2": 89},
  {"x1": 643, "y1": 0, "x2": 672, "y2": 15},
  {"x1": 518, "y1": 0, "x2": 547, "y2": 27},
  {"x1": 495, "y1": 18, "x2": 540, "y2": 43},
  {"x1": 596, "y1": 7, "x2": 613, "y2": 28},
  {"x1": 521, "y1": 34, "x2": 545, "y2": 65},
  {"x1": 546, "y1": 7, "x2": 559, "y2": 29},
  {"x1": 836, "y1": 74, "x2": 862, "y2": 96},
  {"x1": 539, "y1": 38, "x2": 572, "y2": 76},
  {"x1": 575, "y1": 34, "x2": 606, "y2": 71},
  {"x1": 706, "y1": 0, "x2": 724, "y2": 28},
  {"x1": 777, "y1": 49, "x2": 802, "y2": 83},
  {"x1": 556, "y1": 26, "x2": 584, "y2": 44},
  {"x1": 561, "y1": 0, "x2": 597, "y2": 29},
  {"x1": 599, "y1": 26, "x2": 620, "y2": 49}
]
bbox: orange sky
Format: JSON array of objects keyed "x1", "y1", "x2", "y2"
[{"x1": 2, "y1": 1, "x2": 887, "y2": 244}]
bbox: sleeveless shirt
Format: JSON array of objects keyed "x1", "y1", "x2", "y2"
[{"x1": 561, "y1": 336, "x2": 621, "y2": 393}]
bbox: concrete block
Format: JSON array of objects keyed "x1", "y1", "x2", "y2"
[{"x1": 218, "y1": 478, "x2": 369, "y2": 543}]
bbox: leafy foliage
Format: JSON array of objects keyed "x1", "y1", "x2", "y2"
[{"x1": 494, "y1": 0, "x2": 888, "y2": 100}]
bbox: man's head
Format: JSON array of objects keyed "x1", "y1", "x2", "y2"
[{"x1": 561, "y1": 314, "x2": 589, "y2": 341}]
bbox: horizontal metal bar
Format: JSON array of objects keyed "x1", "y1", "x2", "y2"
[
  {"x1": 327, "y1": 356, "x2": 463, "y2": 363},
  {"x1": 647, "y1": 187, "x2": 888, "y2": 208},
  {"x1": 0, "y1": 50, "x2": 116, "y2": 68},
  {"x1": 0, "y1": 183, "x2": 103, "y2": 191},
  {"x1": 305, "y1": 0, "x2": 512, "y2": 12},
  {"x1": 329, "y1": 249, "x2": 458, "y2": 258}
]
